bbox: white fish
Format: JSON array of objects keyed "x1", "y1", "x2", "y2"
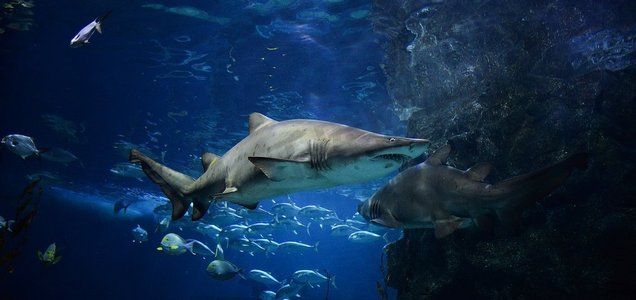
[
  {"x1": 276, "y1": 241, "x2": 318, "y2": 254},
  {"x1": 330, "y1": 224, "x2": 360, "y2": 236},
  {"x1": 348, "y1": 231, "x2": 389, "y2": 243},
  {"x1": 110, "y1": 162, "x2": 145, "y2": 181},
  {"x1": 275, "y1": 283, "x2": 304, "y2": 300},
  {"x1": 247, "y1": 269, "x2": 282, "y2": 286},
  {"x1": 259, "y1": 290, "x2": 276, "y2": 300},
  {"x1": 131, "y1": 224, "x2": 148, "y2": 243},
  {"x1": 292, "y1": 269, "x2": 336, "y2": 288},
  {"x1": 70, "y1": 10, "x2": 112, "y2": 47},
  {"x1": 206, "y1": 260, "x2": 243, "y2": 280},
  {"x1": 1, "y1": 134, "x2": 40, "y2": 159},
  {"x1": 40, "y1": 148, "x2": 82, "y2": 166}
]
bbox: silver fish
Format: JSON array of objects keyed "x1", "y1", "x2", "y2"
[
  {"x1": 70, "y1": 10, "x2": 112, "y2": 48},
  {"x1": 1, "y1": 134, "x2": 39, "y2": 159}
]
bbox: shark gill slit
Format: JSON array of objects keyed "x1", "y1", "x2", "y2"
[{"x1": 310, "y1": 139, "x2": 330, "y2": 171}]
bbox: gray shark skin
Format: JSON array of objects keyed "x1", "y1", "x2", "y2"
[
  {"x1": 358, "y1": 145, "x2": 588, "y2": 238},
  {"x1": 130, "y1": 113, "x2": 429, "y2": 221}
]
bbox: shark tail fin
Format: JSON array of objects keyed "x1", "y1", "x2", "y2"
[
  {"x1": 495, "y1": 152, "x2": 589, "y2": 229},
  {"x1": 129, "y1": 149, "x2": 195, "y2": 220}
]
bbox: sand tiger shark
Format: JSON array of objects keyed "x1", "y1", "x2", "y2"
[
  {"x1": 358, "y1": 145, "x2": 588, "y2": 238},
  {"x1": 130, "y1": 113, "x2": 429, "y2": 221}
]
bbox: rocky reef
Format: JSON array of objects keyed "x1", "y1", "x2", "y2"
[{"x1": 373, "y1": 0, "x2": 636, "y2": 298}]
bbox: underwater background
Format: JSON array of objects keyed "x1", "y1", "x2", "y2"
[{"x1": 0, "y1": 0, "x2": 635, "y2": 299}]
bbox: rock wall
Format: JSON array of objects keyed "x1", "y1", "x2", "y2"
[{"x1": 373, "y1": 0, "x2": 636, "y2": 298}]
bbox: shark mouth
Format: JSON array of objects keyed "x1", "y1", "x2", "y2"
[{"x1": 373, "y1": 153, "x2": 411, "y2": 163}]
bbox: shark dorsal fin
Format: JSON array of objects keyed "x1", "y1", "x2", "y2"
[
  {"x1": 249, "y1": 113, "x2": 277, "y2": 134},
  {"x1": 426, "y1": 145, "x2": 451, "y2": 165},
  {"x1": 465, "y1": 162, "x2": 493, "y2": 182},
  {"x1": 201, "y1": 152, "x2": 221, "y2": 171}
]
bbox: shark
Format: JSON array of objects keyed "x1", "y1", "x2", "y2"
[
  {"x1": 358, "y1": 145, "x2": 588, "y2": 238},
  {"x1": 130, "y1": 112, "x2": 429, "y2": 221}
]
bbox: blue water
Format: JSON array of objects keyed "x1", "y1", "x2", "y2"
[{"x1": 0, "y1": 0, "x2": 403, "y2": 299}]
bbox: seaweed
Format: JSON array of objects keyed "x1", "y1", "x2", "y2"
[{"x1": 0, "y1": 179, "x2": 43, "y2": 279}]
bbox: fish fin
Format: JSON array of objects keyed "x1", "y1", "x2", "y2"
[
  {"x1": 201, "y1": 152, "x2": 221, "y2": 171},
  {"x1": 192, "y1": 198, "x2": 212, "y2": 221},
  {"x1": 314, "y1": 241, "x2": 319, "y2": 252},
  {"x1": 248, "y1": 112, "x2": 277, "y2": 134},
  {"x1": 129, "y1": 149, "x2": 194, "y2": 220},
  {"x1": 465, "y1": 162, "x2": 493, "y2": 182},
  {"x1": 236, "y1": 201, "x2": 258, "y2": 210},
  {"x1": 159, "y1": 185, "x2": 189, "y2": 220},
  {"x1": 426, "y1": 144, "x2": 451, "y2": 165},
  {"x1": 215, "y1": 187, "x2": 237, "y2": 196},
  {"x1": 331, "y1": 275, "x2": 337, "y2": 289},
  {"x1": 495, "y1": 152, "x2": 589, "y2": 228},
  {"x1": 53, "y1": 256, "x2": 62, "y2": 264},
  {"x1": 306, "y1": 222, "x2": 311, "y2": 236},
  {"x1": 433, "y1": 216, "x2": 463, "y2": 238},
  {"x1": 248, "y1": 157, "x2": 312, "y2": 181},
  {"x1": 36, "y1": 251, "x2": 42, "y2": 260},
  {"x1": 474, "y1": 214, "x2": 496, "y2": 233},
  {"x1": 96, "y1": 23, "x2": 103, "y2": 34},
  {"x1": 382, "y1": 232, "x2": 390, "y2": 244},
  {"x1": 136, "y1": 177, "x2": 143, "y2": 182},
  {"x1": 96, "y1": 10, "x2": 112, "y2": 23}
]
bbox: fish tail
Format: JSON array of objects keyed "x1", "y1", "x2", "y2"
[
  {"x1": 495, "y1": 152, "x2": 589, "y2": 228},
  {"x1": 331, "y1": 275, "x2": 337, "y2": 289},
  {"x1": 97, "y1": 10, "x2": 112, "y2": 23},
  {"x1": 314, "y1": 241, "x2": 320, "y2": 252},
  {"x1": 129, "y1": 149, "x2": 195, "y2": 220}
]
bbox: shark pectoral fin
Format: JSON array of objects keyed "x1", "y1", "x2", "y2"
[
  {"x1": 215, "y1": 186, "x2": 238, "y2": 196},
  {"x1": 466, "y1": 162, "x2": 493, "y2": 182},
  {"x1": 433, "y1": 216, "x2": 464, "y2": 238},
  {"x1": 248, "y1": 157, "x2": 311, "y2": 181},
  {"x1": 237, "y1": 202, "x2": 258, "y2": 210}
]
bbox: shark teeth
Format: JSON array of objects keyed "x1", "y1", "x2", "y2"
[{"x1": 374, "y1": 154, "x2": 409, "y2": 163}]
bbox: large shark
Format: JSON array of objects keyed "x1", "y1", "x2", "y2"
[
  {"x1": 358, "y1": 145, "x2": 588, "y2": 238},
  {"x1": 130, "y1": 113, "x2": 429, "y2": 221}
]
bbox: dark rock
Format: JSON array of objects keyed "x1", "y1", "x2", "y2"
[{"x1": 375, "y1": 0, "x2": 636, "y2": 298}]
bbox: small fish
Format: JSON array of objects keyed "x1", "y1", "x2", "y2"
[
  {"x1": 40, "y1": 148, "x2": 82, "y2": 166},
  {"x1": 1, "y1": 134, "x2": 40, "y2": 159},
  {"x1": 113, "y1": 199, "x2": 134, "y2": 214},
  {"x1": 292, "y1": 269, "x2": 337, "y2": 289},
  {"x1": 247, "y1": 269, "x2": 282, "y2": 286},
  {"x1": 70, "y1": 10, "x2": 112, "y2": 48},
  {"x1": 276, "y1": 241, "x2": 318, "y2": 254},
  {"x1": 348, "y1": 231, "x2": 389, "y2": 243},
  {"x1": 37, "y1": 243, "x2": 62, "y2": 265},
  {"x1": 26, "y1": 172, "x2": 64, "y2": 184},
  {"x1": 206, "y1": 259, "x2": 243, "y2": 280},
  {"x1": 155, "y1": 216, "x2": 171, "y2": 233},
  {"x1": 110, "y1": 162, "x2": 145, "y2": 181},
  {"x1": 131, "y1": 224, "x2": 148, "y2": 243}
]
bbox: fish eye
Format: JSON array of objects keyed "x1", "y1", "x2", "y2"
[
  {"x1": 12, "y1": 141, "x2": 18, "y2": 146},
  {"x1": 388, "y1": 138, "x2": 396, "y2": 143}
]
